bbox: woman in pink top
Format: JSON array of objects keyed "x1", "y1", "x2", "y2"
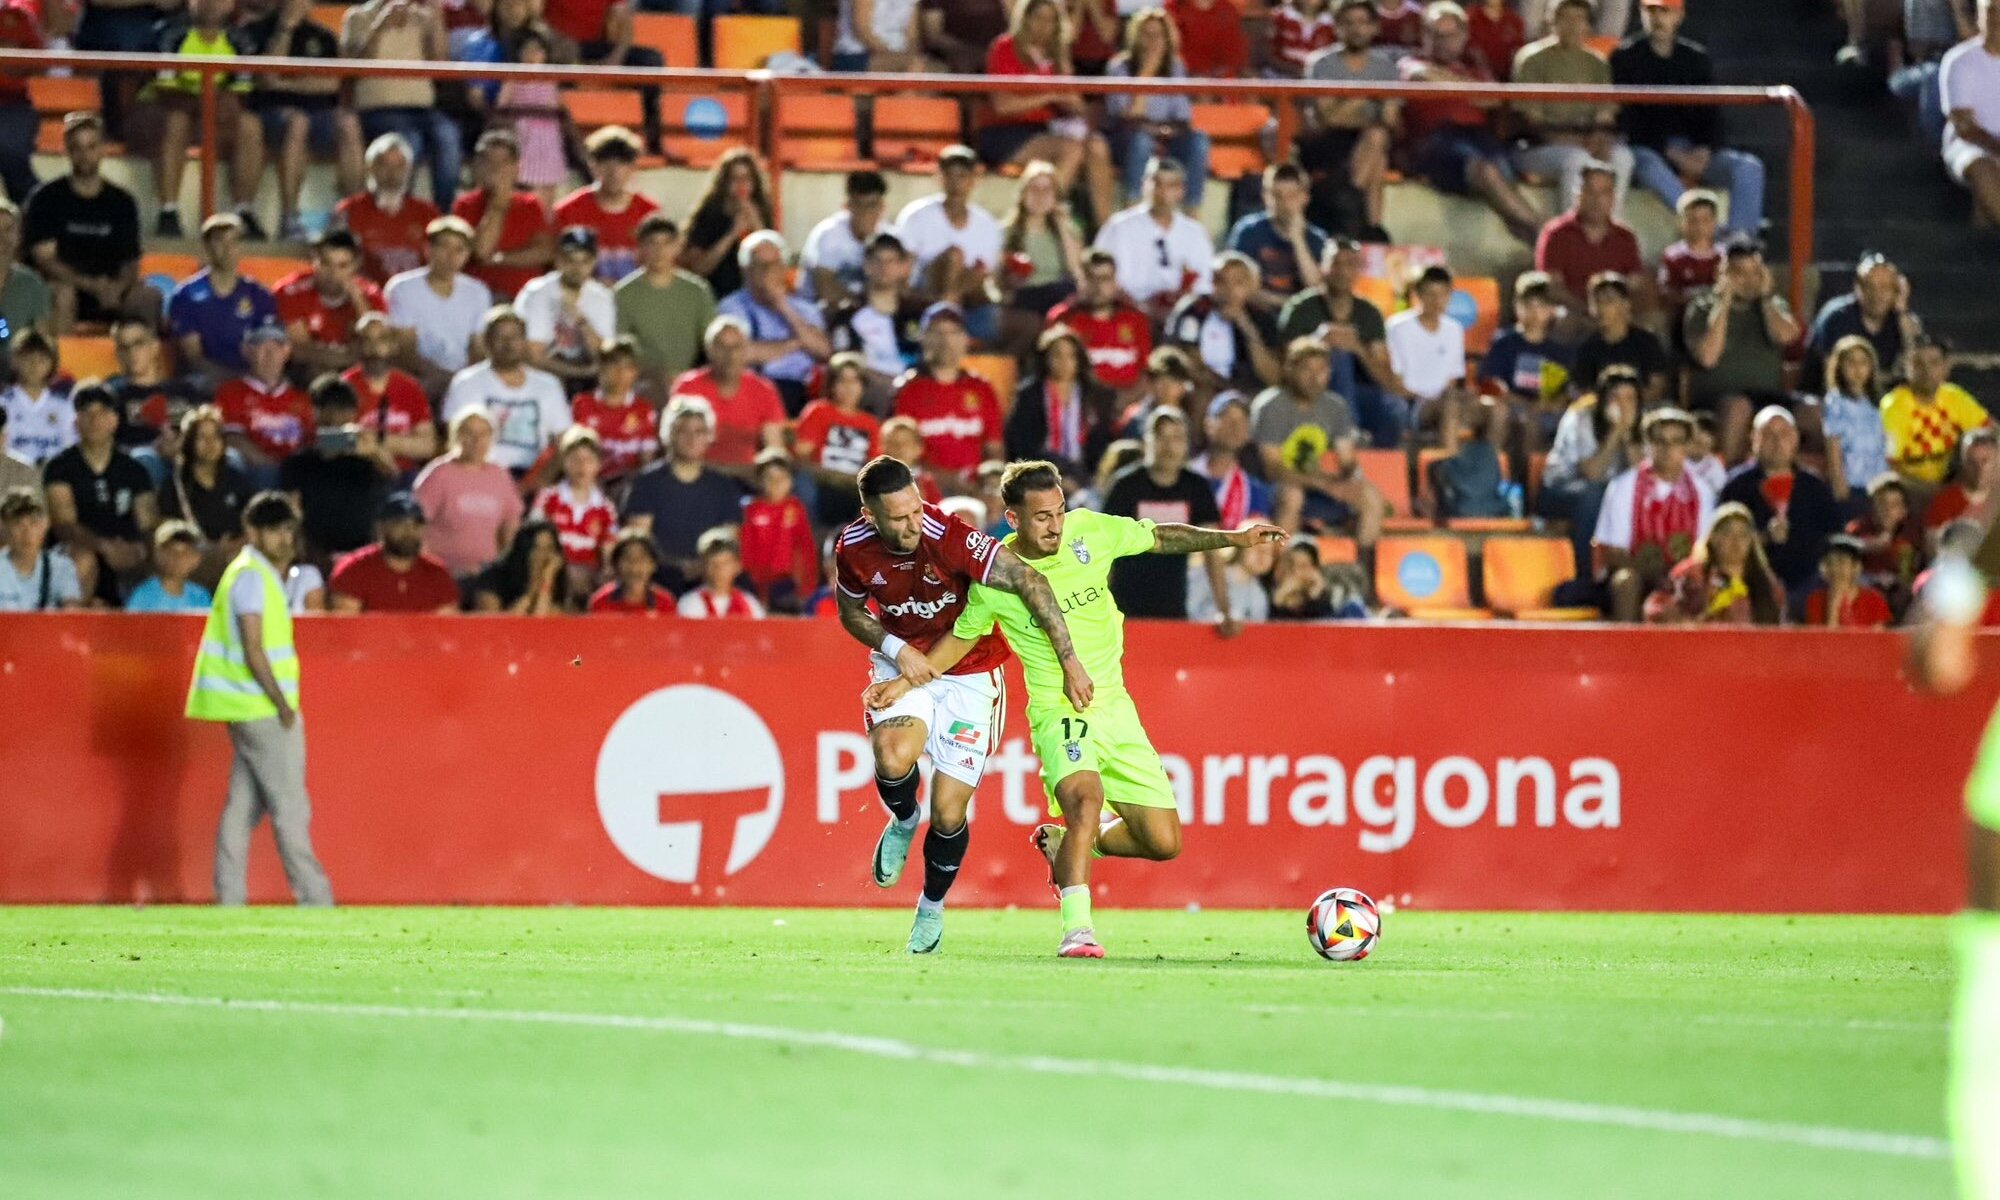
[{"x1": 413, "y1": 406, "x2": 526, "y2": 576}]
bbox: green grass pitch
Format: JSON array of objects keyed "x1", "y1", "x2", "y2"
[{"x1": 0, "y1": 907, "x2": 1957, "y2": 1199}]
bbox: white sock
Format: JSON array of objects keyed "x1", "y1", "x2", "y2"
[{"x1": 916, "y1": 895, "x2": 944, "y2": 918}]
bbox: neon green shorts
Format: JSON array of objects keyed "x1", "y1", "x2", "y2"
[
  {"x1": 1968, "y1": 704, "x2": 2000, "y2": 833},
  {"x1": 1029, "y1": 693, "x2": 1178, "y2": 817}
]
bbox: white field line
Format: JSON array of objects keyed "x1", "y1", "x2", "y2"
[{"x1": 0, "y1": 986, "x2": 1947, "y2": 1162}]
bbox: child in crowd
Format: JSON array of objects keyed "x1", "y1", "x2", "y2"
[
  {"x1": 123, "y1": 521, "x2": 213, "y2": 612},
  {"x1": 496, "y1": 29, "x2": 572, "y2": 211},
  {"x1": 678, "y1": 527, "x2": 767, "y2": 619},
  {"x1": 1808, "y1": 334, "x2": 1888, "y2": 506},
  {"x1": 878, "y1": 417, "x2": 944, "y2": 504},
  {"x1": 739, "y1": 449, "x2": 817, "y2": 612},
  {"x1": 1, "y1": 332, "x2": 74, "y2": 466},
  {"x1": 1687, "y1": 411, "x2": 1728, "y2": 495},
  {"x1": 588, "y1": 527, "x2": 675, "y2": 614},
  {"x1": 569, "y1": 338, "x2": 658, "y2": 484},
  {"x1": 1270, "y1": 0, "x2": 1339, "y2": 77},
  {"x1": 1848, "y1": 473, "x2": 1924, "y2": 613},
  {"x1": 532, "y1": 427, "x2": 617, "y2": 598},
  {"x1": 1802, "y1": 534, "x2": 1892, "y2": 628},
  {"x1": 1658, "y1": 190, "x2": 1723, "y2": 318}
]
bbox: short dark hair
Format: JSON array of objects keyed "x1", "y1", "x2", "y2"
[
  {"x1": 11, "y1": 328, "x2": 55, "y2": 362},
  {"x1": 71, "y1": 383, "x2": 117, "y2": 416},
  {"x1": 1264, "y1": 162, "x2": 1308, "y2": 190},
  {"x1": 1334, "y1": 0, "x2": 1375, "y2": 18},
  {"x1": 1082, "y1": 247, "x2": 1118, "y2": 272},
  {"x1": 1910, "y1": 332, "x2": 1954, "y2": 356},
  {"x1": 610, "y1": 525, "x2": 659, "y2": 567},
  {"x1": 1000, "y1": 460, "x2": 1063, "y2": 507},
  {"x1": 857, "y1": 454, "x2": 916, "y2": 500},
  {"x1": 309, "y1": 374, "x2": 359, "y2": 412},
  {"x1": 243, "y1": 491, "x2": 299, "y2": 531},
  {"x1": 1146, "y1": 345, "x2": 1194, "y2": 381},
  {"x1": 865, "y1": 230, "x2": 907, "y2": 257},
  {"x1": 636, "y1": 213, "x2": 681, "y2": 241},
  {"x1": 313, "y1": 228, "x2": 360, "y2": 257},
  {"x1": 585, "y1": 125, "x2": 643, "y2": 161},
  {"x1": 846, "y1": 169, "x2": 888, "y2": 198},
  {"x1": 1723, "y1": 233, "x2": 1765, "y2": 261}
]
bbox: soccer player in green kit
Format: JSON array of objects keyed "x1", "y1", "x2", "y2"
[
  {"x1": 867, "y1": 460, "x2": 1285, "y2": 958},
  {"x1": 1908, "y1": 550, "x2": 2000, "y2": 1200}
]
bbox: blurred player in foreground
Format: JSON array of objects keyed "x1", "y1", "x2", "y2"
[
  {"x1": 869, "y1": 460, "x2": 1284, "y2": 958},
  {"x1": 835, "y1": 455, "x2": 1092, "y2": 953},
  {"x1": 1907, "y1": 549, "x2": 1999, "y2": 1200}
]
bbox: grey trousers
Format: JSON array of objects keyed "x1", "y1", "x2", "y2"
[{"x1": 214, "y1": 716, "x2": 334, "y2": 906}]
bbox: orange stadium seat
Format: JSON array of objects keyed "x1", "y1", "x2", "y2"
[
  {"x1": 1190, "y1": 102, "x2": 1269, "y2": 180},
  {"x1": 1481, "y1": 537, "x2": 1599, "y2": 620},
  {"x1": 662, "y1": 92, "x2": 751, "y2": 168},
  {"x1": 310, "y1": 3, "x2": 349, "y2": 33},
  {"x1": 633, "y1": 13, "x2": 699, "y2": 70},
  {"x1": 713, "y1": 15, "x2": 801, "y2": 70},
  {"x1": 141, "y1": 251, "x2": 202, "y2": 294},
  {"x1": 59, "y1": 335, "x2": 118, "y2": 382},
  {"x1": 964, "y1": 353, "x2": 1017, "y2": 413},
  {"x1": 567, "y1": 89, "x2": 646, "y2": 133},
  {"x1": 29, "y1": 75, "x2": 99, "y2": 117},
  {"x1": 1457, "y1": 276, "x2": 1501, "y2": 353},
  {"x1": 1350, "y1": 447, "x2": 1432, "y2": 532},
  {"x1": 239, "y1": 255, "x2": 304, "y2": 289},
  {"x1": 1375, "y1": 535, "x2": 1488, "y2": 617},
  {"x1": 1353, "y1": 274, "x2": 1397, "y2": 315},
  {"x1": 871, "y1": 96, "x2": 964, "y2": 168},
  {"x1": 1314, "y1": 535, "x2": 1358, "y2": 565},
  {"x1": 774, "y1": 92, "x2": 865, "y2": 171}
]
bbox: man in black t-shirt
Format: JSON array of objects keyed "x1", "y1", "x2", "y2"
[
  {"x1": 278, "y1": 374, "x2": 397, "y2": 562},
  {"x1": 1570, "y1": 273, "x2": 1672, "y2": 407},
  {"x1": 1101, "y1": 407, "x2": 1239, "y2": 632},
  {"x1": 24, "y1": 113, "x2": 161, "y2": 330},
  {"x1": 42, "y1": 384, "x2": 158, "y2": 599}
]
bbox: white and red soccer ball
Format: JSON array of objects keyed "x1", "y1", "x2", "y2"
[{"x1": 1306, "y1": 888, "x2": 1380, "y2": 962}]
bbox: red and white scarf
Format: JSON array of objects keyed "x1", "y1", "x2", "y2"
[
  {"x1": 1631, "y1": 463, "x2": 1701, "y2": 560},
  {"x1": 1216, "y1": 465, "x2": 1251, "y2": 529},
  {"x1": 1043, "y1": 382, "x2": 1082, "y2": 464}
]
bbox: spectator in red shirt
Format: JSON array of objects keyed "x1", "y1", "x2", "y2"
[
  {"x1": 981, "y1": 0, "x2": 1116, "y2": 228},
  {"x1": 1166, "y1": 0, "x2": 1249, "y2": 77},
  {"x1": 1535, "y1": 161, "x2": 1649, "y2": 327},
  {"x1": 1802, "y1": 534, "x2": 1893, "y2": 628},
  {"x1": 668, "y1": 315, "x2": 787, "y2": 476},
  {"x1": 1401, "y1": 3, "x2": 1544, "y2": 242},
  {"x1": 891, "y1": 303, "x2": 1005, "y2": 492},
  {"x1": 333, "y1": 133, "x2": 441, "y2": 285},
  {"x1": 880, "y1": 415, "x2": 947, "y2": 504},
  {"x1": 1925, "y1": 427, "x2": 1999, "y2": 533},
  {"x1": 677, "y1": 526, "x2": 767, "y2": 619},
  {"x1": 1657, "y1": 188, "x2": 1721, "y2": 318},
  {"x1": 276, "y1": 229, "x2": 385, "y2": 381},
  {"x1": 342, "y1": 313, "x2": 437, "y2": 475},
  {"x1": 554, "y1": 126, "x2": 659, "y2": 285},
  {"x1": 541, "y1": 0, "x2": 666, "y2": 150},
  {"x1": 794, "y1": 352, "x2": 882, "y2": 526},
  {"x1": 739, "y1": 448, "x2": 817, "y2": 611},
  {"x1": 531, "y1": 425, "x2": 617, "y2": 595},
  {"x1": 1644, "y1": 501, "x2": 1784, "y2": 626},
  {"x1": 569, "y1": 336, "x2": 657, "y2": 483},
  {"x1": 452, "y1": 129, "x2": 555, "y2": 301},
  {"x1": 1371, "y1": 0, "x2": 1424, "y2": 46},
  {"x1": 1466, "y1": 0, "x2": 1524, "y2": 79},
  {"x1": 217, "y1": 324, "x2": 313, "y2": 482},
  {"x1": 589, "y1": 526, "x2": 674, "y2": 614},
  {"x1": 328, "y1": 491, "x2": 462, "y2": 613},
  {"x1": 1849, "y1": 473, "x2": 1924, "y2": 604},
  {"x1": 1048, "y1": 248, "x2": 1152, "y2": 404},
  {"x1": 1270, "y1": 0, "x2": 1339, "y2": 78}
]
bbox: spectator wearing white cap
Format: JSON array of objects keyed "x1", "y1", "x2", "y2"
[
  {"x1": 516, "y1": 226, "x2": 617, "y2": 395},
  {"x1": 384, "y1": 216, "x2": 493, "y2": 395},
  {"x1": 1719, "y1": 404, "x2": 1842, "y2": 606}
]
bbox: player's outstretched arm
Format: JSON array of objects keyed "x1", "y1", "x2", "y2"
[
  {"x1": 1152, "y1": 521, "x2": 1289, "y2": 556},
  {"x1": 837, "y1": 587, "x2": 939, "y2": 687},
  {"x1": 986, "y1": 544, "x2": 1095, "y2": 711}
]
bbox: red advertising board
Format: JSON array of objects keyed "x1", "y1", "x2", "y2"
[{"x1": 0, "y1": 615, "x2": 1990, "y2": 912}]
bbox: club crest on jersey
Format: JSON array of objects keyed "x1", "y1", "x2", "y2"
[
  {"x1": 1064, "y1": 741, "x2": 1082, "y2": 763},
  {"x1": 922, "y1": 568, "x2": 943, "y2": 586},
  {"x1": 1069, "y1": 537, "x2": 1091, "y2": 564}
]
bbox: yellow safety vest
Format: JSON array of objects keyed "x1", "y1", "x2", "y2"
[{"x1": 185, "y1": 549, "x2": 301, "y2": 723}]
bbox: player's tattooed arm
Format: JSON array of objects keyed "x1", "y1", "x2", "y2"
[
  {"x1": 1152, "y1": 522, "x2": 1289, "y2": 556},
  {"x1": 838, "y1": 587, "x2": 940, "y2": 686},
  {"x1": 986, "y1": 545, "x2": 1096, "y2": 710}
]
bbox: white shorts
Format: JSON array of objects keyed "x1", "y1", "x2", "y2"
[{"x1": 861, "y1": 653, "x2": 1005, "y2": 789}]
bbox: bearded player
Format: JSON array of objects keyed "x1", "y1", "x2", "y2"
[
  {"x1": 1906, "y1": 549, "x2": 1999, "y2": 1200},
  {"x1": 868, "y1": 460, "x2": 1284, "y2": 958},
  {"x1": 836, "y1": 455, "x2": 1093, "y2": 953}
]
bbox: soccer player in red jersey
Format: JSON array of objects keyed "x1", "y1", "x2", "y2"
[
  {"x1": 890, "y1": 304, "x2": 1004, "y2": 492},
  {"x1": 1047, "y1": 249, "x2": 1154, "y2": 398},
  {"x1": 836, "y1": 455, "x2": 1092, "y2": 952}
]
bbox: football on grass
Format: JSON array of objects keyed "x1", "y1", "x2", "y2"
[{"x1": 1307, "y1": 888, "x2": 1381, "y2": 961}]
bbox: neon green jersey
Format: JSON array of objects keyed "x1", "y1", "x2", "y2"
[{"x1": 952, "y1": 508, "x2": 1156, "y2": 715}]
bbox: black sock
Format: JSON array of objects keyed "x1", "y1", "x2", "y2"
[
  {"x1": 876, "y1": 766, "x2": 920, "y2": 823},
  {"x1": 921, "y1": 822, "x2": 969, "y2": 903}
]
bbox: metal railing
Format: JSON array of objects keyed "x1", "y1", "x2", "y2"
[{"x1": 0, "y1": 49, "x2": 1814, "y2": 314}]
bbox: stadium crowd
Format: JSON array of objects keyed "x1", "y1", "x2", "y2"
[{"x1": 0, "y1": 0, "x2": 1991, "y2": 628}]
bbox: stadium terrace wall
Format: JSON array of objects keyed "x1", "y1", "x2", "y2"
[{"x1": 0, "y1": 615, "x2": 1986, "y2": 912}]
